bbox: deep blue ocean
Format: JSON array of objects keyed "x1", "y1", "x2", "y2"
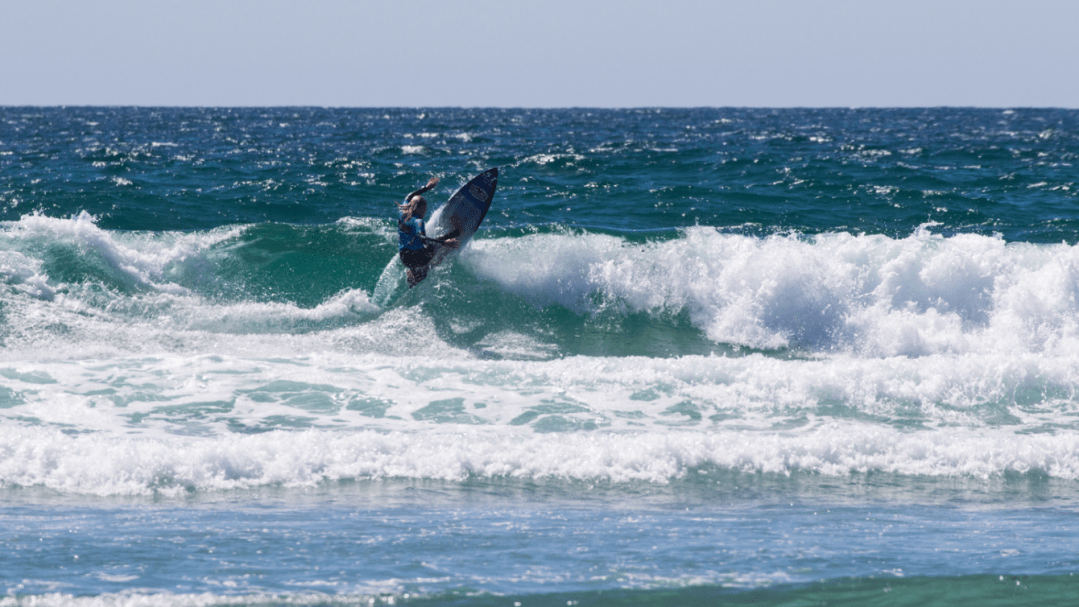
[{"x1": 2, "y1": 107, "x2": 1079, "y2": 606}]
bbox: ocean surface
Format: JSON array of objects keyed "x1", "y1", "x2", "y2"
[{"x1": 2, "y1": 107, "x2": 1079, "y2": 606}]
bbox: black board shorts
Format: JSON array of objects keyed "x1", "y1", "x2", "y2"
[{"x1": 399, "y1": 245, "x2": 436, "y2": 269}]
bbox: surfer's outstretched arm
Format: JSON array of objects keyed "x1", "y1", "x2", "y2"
[{"x1": 405, "y1": 176, "x2": 439, "y2": 202}]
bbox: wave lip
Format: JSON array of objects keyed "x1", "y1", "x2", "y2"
[
  {"x1": 466, "y1": 226, "x2": 1079, "y2": 357},
  {"x1": 1, "y1": 211, "x2": 241, "y2": 298}
]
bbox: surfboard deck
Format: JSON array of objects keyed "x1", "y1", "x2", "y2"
[
  {"x1": 416, "y1": 167, "x2": 498, "y2": 283},
  {"x1": 428, "y1": 167, "x2": 498, "y2": 247}
]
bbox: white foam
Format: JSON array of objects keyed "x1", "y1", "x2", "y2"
[
  {"x1": 0, "y1": 249, "x2": 55, "y2": 300},
  {"x1": 472, "y1": 331, "x2": 559, "y2": 360},
  {"x1": 5, "y1": 344, "x2": 1079, "y2": 431},
  {"x1": 2, "y1": 345, "x2": 1079, "y2": 495},
  {"x1": 465, "y1": 228, "x2": 1079, "y2": 357},
  {"x1": 0, "y1": 296, "x2": 450, "y2": 361},
  {"x1": 0, "y1": 213, "x2": 397, "y2": 359},
  {"x1": 165, "y1": 288, "x2": 381, "y2": 333},
  {"x1": 4, "y1": 422, "x2": 1079, "y2": 497},
  {"x1": 1, "y1": 211, "x2": 242, "y2": 297}
]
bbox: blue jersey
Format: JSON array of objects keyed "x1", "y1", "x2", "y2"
[{"x1": 398, "y1": 214, "x2": 426, "y2": 251}]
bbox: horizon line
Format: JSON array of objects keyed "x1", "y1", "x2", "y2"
[{"x1": 2, "y1": 104, "x2": 1078, "y2": 111}]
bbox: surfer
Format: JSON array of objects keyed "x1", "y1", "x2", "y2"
[{"x1": 398, "y1": 176, "x2": 462, "y2": 287}]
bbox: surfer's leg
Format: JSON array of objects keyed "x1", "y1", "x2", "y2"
[
  {"x1": 406, "y1": 265, "x2": 428, "y2": 287},
  {"x1": 402, "y1": 246, "x2": 435, "y2": 288}
]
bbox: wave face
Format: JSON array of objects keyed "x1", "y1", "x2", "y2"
[
  {"x1": 4, "y1": 212, "x2": 1079, "y2": 495},
  {"x1": 2, "y1": 107, "x2": 1079, "y2": 604},
  {"x1": 5, "y1": 212, "x2": 1079, "y2": 358}
]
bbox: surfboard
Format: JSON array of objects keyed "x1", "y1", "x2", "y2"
[
  {"x1": 428, "y1": 167, "x2": 498, "y2": 250},
  {"x1": 417, "y1": 167, "x2": 498, "y2": 281}
]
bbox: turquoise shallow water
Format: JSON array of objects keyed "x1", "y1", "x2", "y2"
[{"x1": 2, "y1": 107, "x2": 1079, "y2": 605}]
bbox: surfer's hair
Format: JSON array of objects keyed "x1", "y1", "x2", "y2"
[{"x1": 399, "y1": 195, "x2": 427, "y2": 220}]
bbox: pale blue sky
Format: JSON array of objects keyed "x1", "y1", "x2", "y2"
[{"x1": 2, "y1": 0, "x2": 1076, "y2": 107}]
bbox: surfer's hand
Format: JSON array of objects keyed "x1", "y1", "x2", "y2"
[{"x1": 425, "y1": 177, "x2": 439, "y2": 190}]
